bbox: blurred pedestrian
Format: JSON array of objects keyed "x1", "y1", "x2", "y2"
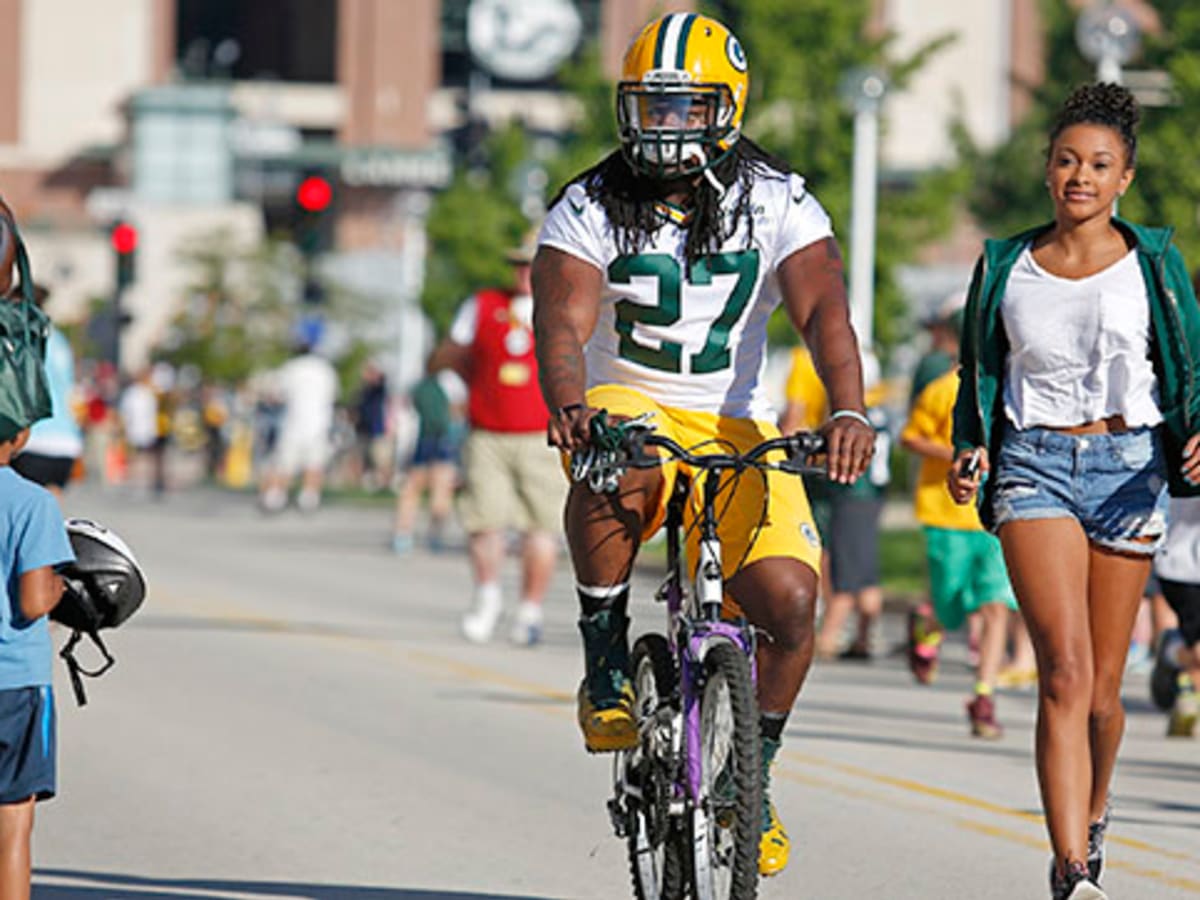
[
  {"x1": 429, "y1": 228, "x2": 565, "y2": 647},
  {"x1": 258, "y1": 340, "x2": 338, "y2": 513},
  {"x1": 118, "y1": 367, "x2": 158, "y2": 495},
  {"x1": 391, "y1": 369, "x2": 464, "y2": 554},
  {"x1": 147, "y1": 361, "x2": 176, "y2": 495},
  {"x1": 778, "y1": 343, "x2": 833, "y2": 610},
  {"x1": 814, "y1": 351, "x2": 891, "y2": 660},
  {"x1": 910, "y1": 291, "x2": 964, "y2": 405},
  {"x1": 948, "y1": 84, "x2": 1200, "y2": 897},
  {"x1": 9, "y1": 284, "x2": 83, "y2": 502},
  {"x1": 1150, "y1": 496, "x2": 1200, "y2": 738},
  {"x1": 199, "y1": 383, "x2": 229, "y2": 482},
  {"x1": 902, "y1": 364, "x2": 1017, "y2": 736},
  {"x1": 353, "y1": 361, "x2": 390, "y2": 492}
]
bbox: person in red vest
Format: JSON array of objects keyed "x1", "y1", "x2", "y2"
[{"x1": 428, "y1": 228, "x2": 566, "y2": 646}]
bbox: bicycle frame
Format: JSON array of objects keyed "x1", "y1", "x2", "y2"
[
  {"x1": 597, "y1": 426, "x2": 826, "y2": 899},
  {"x1": 631, "y1": 430, "x2": 825, "y2": 794}
]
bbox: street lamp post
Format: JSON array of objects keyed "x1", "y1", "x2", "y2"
[
  {"x1": 1075, "y1": 3, "x2": 1141, "y2": 217},
  {"x1": 1075, "y1": 2, "x2": 1141, "y2": 85},
  {"x1": 840, "y1": 68, "x2": 887, "y2": 351}
]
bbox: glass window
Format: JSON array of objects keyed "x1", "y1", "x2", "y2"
[{"x1": 176, "y1": 0, "x2": 336, "y2": 83}]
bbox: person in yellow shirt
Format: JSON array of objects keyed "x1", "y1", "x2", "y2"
[
  {"x1": 779, "y1": 346, "x2": 834, "y2": 643},
  {"x1": 901, "y1": 368, "x2": 1017, "y2": 738},
  {"x1": 779, "y1": 345, "x2": 828, "y2": 434}
]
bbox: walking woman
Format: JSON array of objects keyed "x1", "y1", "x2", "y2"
[{"x1": 948, "y1": 83, "x2": 1200, "y2": 900}]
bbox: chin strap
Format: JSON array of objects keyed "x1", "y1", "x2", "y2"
[
  {"x1": 59, "y1": 629, "x2": 116, "y2": 707},
  {"x1": 702, "y1": 163, "x2": 726, "y2": 196}
]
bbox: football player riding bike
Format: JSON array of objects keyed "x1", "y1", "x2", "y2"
[{"x1": 531, "y1": 12, "x2": 874, "y2": 877}]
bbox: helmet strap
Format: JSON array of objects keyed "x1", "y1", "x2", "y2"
[
  {"x1": 702, "y1": 165, "x2": 727, "y2": 197},
  {"x1": 59, "y1": 629, "x2": 116, "y2": 707}
]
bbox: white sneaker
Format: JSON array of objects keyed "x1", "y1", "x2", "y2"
[
  {"x1": 260, "y1": 487, "x2": 287, "y2": 513},
  {"x1": 509, "y1": 602, "x2": 544, "y2": 647},
  {"x1": 461, "y1": 590, "x2": 503, "y2": 644},
  {"x1": 297, "y1": 489, "x2": 321, "y2": 512}
]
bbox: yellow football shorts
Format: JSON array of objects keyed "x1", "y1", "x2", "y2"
[{"x1": 580, "y1": 384, "x2": 823, "y2": 613}]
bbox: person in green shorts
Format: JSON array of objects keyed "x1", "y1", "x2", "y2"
[{"x1": 902, "y1": 367, "x2": 1017, "y2": 738}]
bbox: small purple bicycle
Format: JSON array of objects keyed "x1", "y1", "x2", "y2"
[{"x1": 572, "y1": 415, "x2": 826, "y2": 900}]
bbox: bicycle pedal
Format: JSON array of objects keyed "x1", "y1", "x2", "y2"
[{"x1": 607, "y1": 798, "x2": 629, "y2": 837}]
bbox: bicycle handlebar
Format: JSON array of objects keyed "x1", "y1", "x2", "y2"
[
  {"x1": 628, "y1": 431, "x2": 827, "y2": 474},
  {"x1": 570, "y1": 411, "x2": 827, "y2": 493}
]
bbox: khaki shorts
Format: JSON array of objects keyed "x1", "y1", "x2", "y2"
[
  {"x1": 582, "y1": 385, "x2": 823, "y2": 613},
  {"x1": 459, "y1": 430, "x2": 567, "y2": 533}
]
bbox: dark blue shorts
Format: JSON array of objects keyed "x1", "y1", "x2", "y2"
[
  {"x1": 991, "y1": 424, "x2": 1169, "y2": 556},
  {"x1": 0, "y1": 686, "x2": 56, "y2": 803},
  {"x1": 411, "y1": 434, "x2": 460, "y2": 466}
]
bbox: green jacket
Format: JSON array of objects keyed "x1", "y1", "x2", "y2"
[{"x1": 952, "y1": 217, "x2": 1200, "y2": 528}]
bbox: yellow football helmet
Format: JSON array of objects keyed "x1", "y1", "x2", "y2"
[{"x1": 617, "y1": 13, "x2": 749, "y2": 178}]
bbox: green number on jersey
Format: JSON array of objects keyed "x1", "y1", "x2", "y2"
[{"x1": 609, "y1": 250, "x2": 761, "y2": 375}]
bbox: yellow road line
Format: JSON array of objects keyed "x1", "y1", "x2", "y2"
[
  {"x1": 139, "y1": 597, "x2": 1200, "y2": 892},
  {"x1": 790, "y1": 751, "x2": 1198, "y2": 866}
]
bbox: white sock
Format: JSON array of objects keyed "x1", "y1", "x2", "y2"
[{"x1": 475, "y1": 582, "x2": 502, "y2": 610}]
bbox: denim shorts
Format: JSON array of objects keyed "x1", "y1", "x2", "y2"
[{"x1": 990, "y1": 424, "x2": 1169, "y2": 556}]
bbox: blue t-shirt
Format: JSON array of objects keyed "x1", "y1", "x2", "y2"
[{"x1": 0, "y1": 467, "x2": 73, "y2": 688}]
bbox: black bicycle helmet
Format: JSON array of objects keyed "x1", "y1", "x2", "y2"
[{"x1": 53, "y1": 518, "x2": 146, "y2": 632}]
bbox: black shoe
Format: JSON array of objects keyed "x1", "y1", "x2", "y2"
[
  {"x1": 1150, "y1": 629, "x2": 1183, "y2": 712},
  {"x1": 1050, "y1": 859, "x2": 1106, "y2": 900},
  {"x1": 1087, "y1": 800, "x2": 1110, "y2": 883},
  {"x1": 838, "y1": 642, "x2": 871, "y2": 661}
]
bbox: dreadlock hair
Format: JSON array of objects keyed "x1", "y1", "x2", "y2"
[
  {"x1": 550, "y1": 138, "x2": 791, "y2": 268},
  {"x1": 1049, "y1": 82, "x2": 1140, "y2": 167}
]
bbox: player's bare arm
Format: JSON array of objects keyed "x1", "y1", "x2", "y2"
[
  {"x1": 778, "y1": 237, "x2": 874, "y2": 484},
  {"x1": 426, "y1": 336, "x2": 471, "y2": 382},
  {"x1": 532, "y1": 246, "x2": 604, "y2": 451}
]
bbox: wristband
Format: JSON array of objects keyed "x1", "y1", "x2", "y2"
[
  {"x1": 554, "y1": 403, "x2": 585, "y2": 418},
  {"x1": 829, "y1": 409, "x2": 871, "y2": 428}
]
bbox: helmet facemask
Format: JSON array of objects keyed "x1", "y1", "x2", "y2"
[{"x1": 617, "y1": 73, "x2": 739, "y2": 179}]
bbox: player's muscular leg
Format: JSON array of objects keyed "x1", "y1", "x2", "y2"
[
  {"x1": 728, "y1": 557, "x2": 819, "y2": 712},
  {"x1": 565, "y1": 465, "x2": 665, "y2": 584}
]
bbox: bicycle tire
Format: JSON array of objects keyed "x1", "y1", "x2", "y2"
[
  {"x1": 626, "y1": 634, "x2": 688, "y2": 900},
  {"x1": 692, "y1": 640, "x2": 761, "y2": 900}
]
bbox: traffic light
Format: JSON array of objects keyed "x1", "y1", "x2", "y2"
[
  {"x1": 110, "y1": 220, "x2": 138, "y2": 290},
  {"x1": 293, "y1": 174, "x2": 334, "y2": 257}
]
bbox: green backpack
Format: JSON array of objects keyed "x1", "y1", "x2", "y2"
[{"x1": 0, "y1": 228, "x2": 51, "y2": 442}]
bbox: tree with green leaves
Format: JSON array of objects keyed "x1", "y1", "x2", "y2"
[
  {"x1": 715, "y1": 0, "x2": 967, "y2": 350},
  {"x1": 420, "y1": 124, "x2": 535, "y2": 337},
  {"x1": 159, "y1": 229, "x2": 381, "y2": 396}
]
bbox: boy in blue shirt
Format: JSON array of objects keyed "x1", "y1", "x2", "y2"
[{"x1": 0, "y1": 426, "x2": 72, "y2": 898}]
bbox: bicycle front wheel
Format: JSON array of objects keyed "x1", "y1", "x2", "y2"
[
  {"x1": 625, "y1": 634, "x2": 688, "y2": 900},
  {"x1": 692, "y1": 640, "x2": 761, "y2": 900}
]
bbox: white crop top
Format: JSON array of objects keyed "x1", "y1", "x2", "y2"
[{"x1": 1000, "y1": 245, "x2": 1161, "y2": 430}]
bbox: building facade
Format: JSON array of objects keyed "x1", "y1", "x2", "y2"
[{"x1": 0, "y1": 0, "x2": 1112, "y2": 369}]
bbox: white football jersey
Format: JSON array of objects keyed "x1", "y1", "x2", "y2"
[{"x1": 539, "y1": 168, "x2": 833, "y2": 420}]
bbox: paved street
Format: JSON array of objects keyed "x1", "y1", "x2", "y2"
[{"x1": 33, "y1": 484, "x2": 1200, "y2": 899}]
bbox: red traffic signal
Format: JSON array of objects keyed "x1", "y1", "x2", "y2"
[
  {"x1": 110, "y1": 222, "x2": 138, "y2": 255},
  {"x1": 296, "y1": 175, "x2": 333, "y2": 213}
]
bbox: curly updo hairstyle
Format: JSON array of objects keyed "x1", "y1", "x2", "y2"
[{"x1": 1049, "y1": 82, "x2": 1141, "y2": 167}]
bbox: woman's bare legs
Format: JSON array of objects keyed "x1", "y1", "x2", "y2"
[
  {"x1": 1086, "y1": 545, "x2": 1150, "y2": 821},
  {"x1": 1000, "y1": 518, "x2": 1093, "y2": 868}
]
